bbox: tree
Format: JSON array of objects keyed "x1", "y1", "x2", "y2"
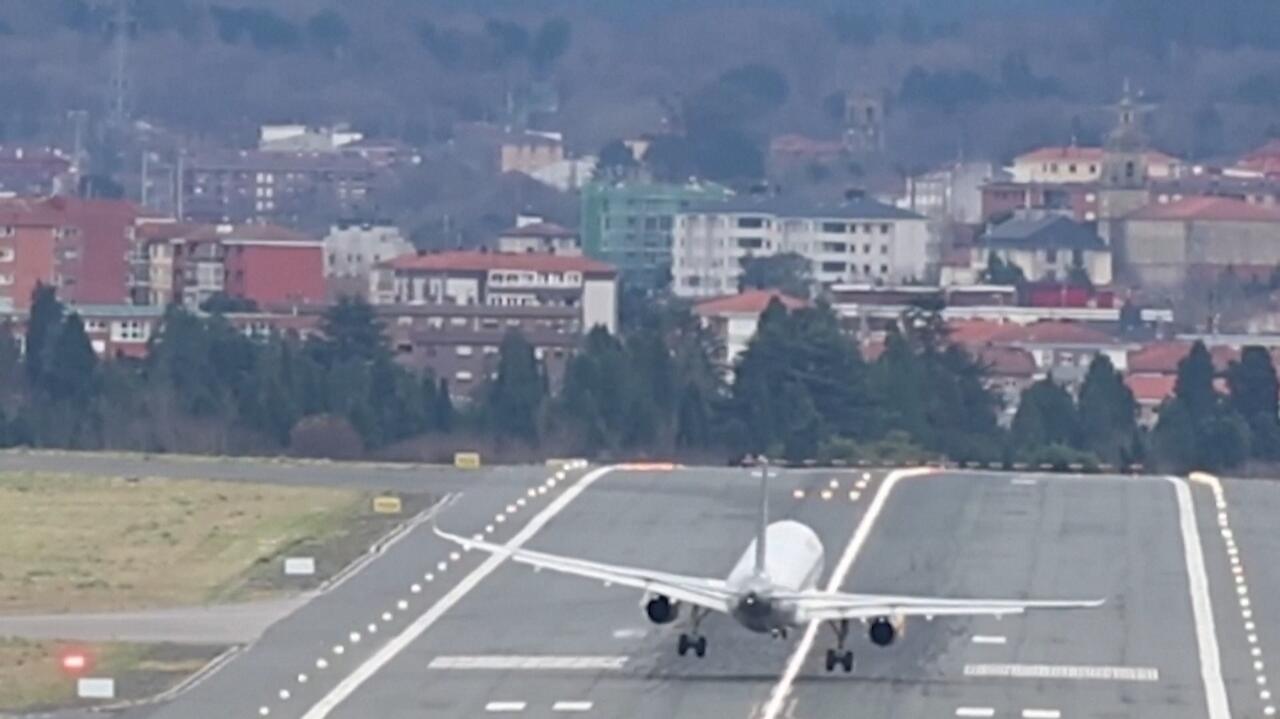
[
  {"x1": 25, "y1": 283, "x2": 62, "y2": 385},
  {"x1": 485, "y1": 331, "x2": 545, "y2": 442},
  {"x1": 42, "y1": 313, "x2": 97, "y2": 405},
  {"x1": 315, "y1": 297, "x2": 387, "y2": 367},
  {"x1": 1012, "y1": 378, "x2": 1079, "y2": 451},
  {"x1": 597, "y1": 140, "x2": 639, "y2": 180},
  {"x1": 1227, "y1": 346, "x2": 1280, "y2": 458},
  {"x1": 738, "y1": 253, "x2": 812, "y2": 298},
  {"x1": 433, "y1": 378, "x2": 455, "y2": 433},
  {"x1": 981, "y1": 253, "x2": 1026, "y2": 286},
  {"x1": 530, "y1": 17, "x2": 571, "y2": 72},
  {"x1": 1173, "y1": 341, "x2": 1218, "y2": 419},
  {"x1": 1077, "y1": 355, "x2": 1138, "y2": 463}
]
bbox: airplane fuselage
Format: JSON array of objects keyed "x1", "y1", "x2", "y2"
[{"x1": 724, "y1": 520, "x2": 825, "y2": 634}]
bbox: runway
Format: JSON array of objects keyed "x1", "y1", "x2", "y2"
[{"x1": 35, "y1": 460, "x2": 1272, "y2": 719}]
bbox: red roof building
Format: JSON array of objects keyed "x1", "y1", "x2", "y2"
[
  {"x1": 1122, "y1": 195, "x2": 1280, "y2": 288},
  {"x1": 693, "y1": 289, "x2": 808, "y2": 316}
]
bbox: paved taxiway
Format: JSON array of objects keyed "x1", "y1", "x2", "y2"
[{"x1": 7, "y1": 455, "x2": 1273, "y2": 719}]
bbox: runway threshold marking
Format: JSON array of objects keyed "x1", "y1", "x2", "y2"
[
  {"x1": 485, "y1": 701, "x2": 527, "y2": 712},
  {"x1": 964, "y1": 662, "x2": 1159, "y2": 682},
  {"x1": 760, "y1": 467, "x2": 933, "y2": 719},
  {"x1": 1021, "y1": 710, "x2": 1061, "y2": 719},
  {"x1": 552, "y1": 700, "x2": 594, "y2": 712},
  {"x1": 428, "y1": 655, "x2": 628, "y2": 670},
  {"x1": 299, "y1": 465, "x2": 617, "y2": 719}
]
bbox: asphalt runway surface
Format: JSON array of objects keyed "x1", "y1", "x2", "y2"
[{"x1": 4, "y1": 454, "x2": 1274, "y2": 719}]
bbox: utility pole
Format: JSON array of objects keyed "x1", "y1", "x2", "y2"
[{"x1": 108, "y1": 0, "x2": 132, "y2": 128}]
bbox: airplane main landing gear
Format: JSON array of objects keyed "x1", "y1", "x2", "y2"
[
  {"x1": 825, "y1": 619, "x2": 854, "y2": 672},
  {"x1": 677, "y1": 607, "x2": 711, "y2": 658},
  {"x1": 677, "y1": 632, "x2": 707, "y2": 657}
]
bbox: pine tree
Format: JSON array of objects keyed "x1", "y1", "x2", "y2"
[
  {"x1": 43, "y1": 313, "x2": 98, "y2": 405},
  {"x1": 485, "y1": 331, "x2": 545, "y2": 442},
  {"x1": 1012, "y1": 378, "x2": 1078, "y2": 451},
  {"x1": 316, "y1": 296, "x2": 387, "y2": 367},
  {"x1": 1173, "y1": 341, "x2": 1218, "y2": 419},
  {"x1": 1227, "y1": 346, "x2": 1280, "y2": 458},
  {"x1": 1077, "y1": 354, "x2": 1138, "y2": 463},
  {"x1": 434, "y1": 378, "x2": 455, "y2": 433},
  {"x1": 24, "y1": 283, "x2": 62, "y2": 385}
]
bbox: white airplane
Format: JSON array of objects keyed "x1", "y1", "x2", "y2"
[{"x1": 434, "y1": 463, "x2": 1104, "y2": 672}]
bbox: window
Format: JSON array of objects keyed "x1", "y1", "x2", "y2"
[
  {"x1": 396, "y1": 343, "x2": 413, "y2": 354},
  {"x1": 456, "y1": 345, "x2": 473, "y2": 356},
  {"x1": 1068, "y1": 164, "x2": 1077, "y2": 174},
  {"x1": 880, "y1": 224, "x2": 890, "y2": 234},
  {"x1": 863, "y1": 244, "x2": 872, "y2": 254},
  {"x1": 879, "y1": 264, "x2": 888, "y2": 274},
  {"x1": 880, "y1": 245, "x2": 889, "y2": 255},
  {"x1": 0, "y1": 247, "x2": 13, "y2": 262},
  {"x1": 737, "y1": 238, "x2": 764, "y2": 250},
  {"x1": 0, "y1": 226, "x2": 13, "y2": 238},
  {"x1": 822, "y1": 242, "x2": 847, "y2": 253},
  {"x1": 483, "y1": 345, "x2": 498, "y2": 355},
  {"x1": 450, "y1": 317, "x2": 468, "y2": 327},
  {"x1": 455, "y1": 370, "x2": 474, "y2": 382},
  {"x1": 821, "y1": 261, "x2": 847, "y2": 273},
  {"x1": 821, "y1": 222, "x2": 847, "y2": 234},
  {"x1": 1046, "y1": 249, "x2": 1058, "y2": 263},
  {"x1": 737, "y1": 217, "x2": 765, "y2": 229}
]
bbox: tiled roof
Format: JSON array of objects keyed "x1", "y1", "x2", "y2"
[
  {"x1": 1125, "y1": 374, "x2": 1176, "y2": 405},
  {"x1": 186, "y1": 224, "x2": 317, "y2": 245},
  {"x1": 993, "y1": 320, "x2": 1118, "y2": 345},
  {"x1": 1127, "y1": 195, "x2": 1280, "y2": 222},
  {"x1": 1016, "y1": 146, "x2": 1105, "y2": 163},
  {"x1": 973, "y1": 345, "x2": 1037, "y2": 377},
  {"x1": 1127, "y1": 342, "x2": 1239, "y2": 374},
  {"x1": 383, "y1": 251, "x2": 615, "y2": 274},
  {"x1": 501, "y1": 221, "x2": 577, "y2": 239},
  {"x1": 946, "y1": 320, "x2": 1011, "y2": 347},
  {"x1": 694, "y1": 290, "x2": 809, "y2": 316},
  {"x1": 981, "y1": 215, "x2": 1106, "y2": 251}
]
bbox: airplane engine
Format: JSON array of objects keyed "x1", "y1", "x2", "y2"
[
  {"x1": 644, "y1": 594, "x2": 680, "y2": 624},
  {"x1": 869, "y1": 616, "x2": 905, "y2": 646}
]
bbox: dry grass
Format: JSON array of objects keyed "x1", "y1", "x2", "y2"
[{"x1": 0, "y1": 472, "x2": 366, "y2": 613}]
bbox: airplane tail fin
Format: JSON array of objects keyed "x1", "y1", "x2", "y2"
[{"x1": 755, "y1": 458, "x2": 769, "y2": 577}]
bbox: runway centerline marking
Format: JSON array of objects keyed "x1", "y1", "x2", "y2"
[
  {"x1": 1021, "y1": 710, "x2": 1061, "y2": 719},
  {"x1": 552, "y1": 700, "x2": 594, "y2": 712},
  {"x1": 428, "y1": 655, "x2": 628, "y2": 671},
  {"x1": 760, "y1": 468, "x2": 931, "y2": 719},
  {"x1": 971, "y1": 635, "x2": 1007, "y2": 645},
  {"x1": 955, "y1": 708, "x2": 995, "y2": 718},
  {"x1": 485, "y1": 701, "x2": 527, "y2": 712},
  {"x1": 964, "y1": 662, "x2": 1159, "y2": 682},
  {"x1": 299, "y1": 465, "x2": 615, "y2": 719}
]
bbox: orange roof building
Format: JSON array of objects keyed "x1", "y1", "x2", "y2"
[{"x1": 1123, "y1": 195, "x2": 1280, "y2": 288}]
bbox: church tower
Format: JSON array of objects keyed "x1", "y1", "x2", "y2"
[{"x1": 1097, "y1": 81, "x2": 1155, "y2": 269}]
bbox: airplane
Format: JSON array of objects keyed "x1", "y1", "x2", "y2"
[{"x1": 433, "y1": 462, "x2": 1104, "y2": 672}]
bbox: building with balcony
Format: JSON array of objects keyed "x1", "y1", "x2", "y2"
[{"x1": 671, "y1": 195, "x2": 930, "y2": 298}]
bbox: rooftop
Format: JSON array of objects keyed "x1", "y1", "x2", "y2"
[
  {"x1": 981, "y1": 215, "x2": 1106, "y2": 251},
  {"x1": 383, "y1": 250, "x2": 615, "y2": 275},
  {"x1": 1127, "y1": 341, "x2": 1239, "y2": 374},
  {"x1": 186, "y1": 224, "x2": 318, "y2": 245},
  {"x1": 1015, "y1": 146, "x2": 1180, "y2": 165},
  {"x1": 684, "y1": 194, "x2": 923, "y2": 221},
  {"x1": 500, "y1": 221, "x2": 577, "y2": 239},
  {"x1": 972, "y1": 345, "x2": 1037, "y2": 377},
  {"x1": 1125, "y1": 374, "x2": 1176, "y2": 405},
  {"x1": 694, "y1": 289, "x2": 809, "y2": 316},
  {"x1": 1127, "y1": 195, "x2": 1280, "y2": 222}
]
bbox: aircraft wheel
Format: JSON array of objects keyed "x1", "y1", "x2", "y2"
[
  {"x1": 677, "y1": 633, "x2": 690, "y2": 656},
  {"x1": 824, "y1": 649, "x2": 837, "y2": 672},
  {"x1": 694, "y1": 636, "x2": 707, "y2": 658},
  {"x1": 841, "y1": 651, "x2": 854, "y2": 673}
]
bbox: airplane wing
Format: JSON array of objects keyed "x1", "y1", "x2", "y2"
[
  {"x1": 779, "y1": 590, "x2": 1104, "y2": 624},
  {"x1": 433, "y1": 526, "x2": 736, "y2": 614}
]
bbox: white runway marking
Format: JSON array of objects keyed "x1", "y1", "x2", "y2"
[
  {"x1": 552, "y1": 700, "x2": 594, "y2": 712},
  {"x1": 955, "y1": 708, "x2": 995, "y2": 718},
  {"x1": 964, "y1": 663, "x2": 1159, "y2": 682},
  {"x1": 1010, "y1": 478, "x2": 1037, "y2": 485},
  {"x1": 300, "y1": 466, "x2": 617, "y2": 719},
  {"x1": 971, "y1": 635, "x2": 1007, "y2": 645},
  {"x1": 484, "y1": 701, "x2": 527, "y2": 712},
  {"x1": 1021, "y1": 710, "x2": 1061, "y2": 719},
  {"x1": 760, "y1": 468, "x2": 933, "y2": 719},
  {"x1": 428, "y1": 655, "x2": 628, "y2": 671},
  {"x1": 612, "y1": 628, "x2": 647, "y2": 639}
]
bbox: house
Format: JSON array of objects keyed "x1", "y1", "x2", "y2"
[
  {"x1": 980, "y1": 181, "x2": 1100, "y2": 224},
  {"x1": 900, "y1": 161, "x2": 997, "y2": 224},
  {"x1": 1009, "y1": 146, "x2": 1182, "y2": 184},
  {"x1": 496, "y1": 215, "x2": 581, "y2": 256},
  {"x1": 970, "y1": 344, "x2": 1038, "y2": 426},
  {"x1": 1118, "y1": 195, "x2": 1280, "y2": 289},
  {"x1": 1229, "y1": 139, "x2": 1280, "y2": 179},
  {"x1": 500, "y1": 131, "x2": 566, "y2": 176},
  {"x1": 693, "y1": 290, "x2": 808, "y2": 369},
  {"x1": 368, "y1": 251, "x2": 617, "y2": 395},
  {"x1": 671, "y1": 195, "x2": 931, "y2": 298},
  {"x1": 951, "y1": 319, "x2": 1136, "y2": 389},
  {"x1": 972, "y1": 214, "x2": 1113, "y2": 285},
  {"x1": 0, "y1": 146, "x2": 74, "y2": 196}
]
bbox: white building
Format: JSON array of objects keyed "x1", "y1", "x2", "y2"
[
  {"x1": 969, "y1": 214, "x2": 1113, "y2": 286},
  {"x1": 693, "y1": 290, "x2": 808, "y2": 370},
  {"x1": 324, "y1": 220, "x2": 414, "y2": 282},
  {"x1": 370, "y1": 251, "x2": 617, "y2": 334},
  {"x1": 1009, "y1": 146, "x2": 1182, "y2": 184},
  {"x1": 672, "y1": 196, "x2": 931, "y2": 298},
  {"x1": 899, "y1": 161, "x2": 998, "y2": 224},
  {"x1": 497, "y1": 214, "x2": 581, "y2": 256}
]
